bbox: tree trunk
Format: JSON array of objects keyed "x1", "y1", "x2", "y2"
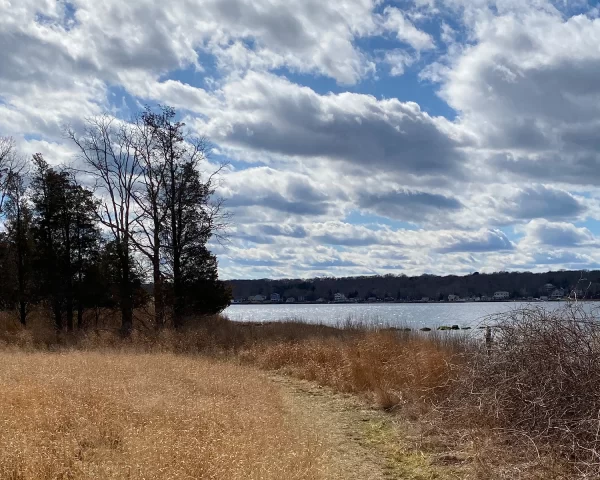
[
  {"x1": 53, "y1": 301, "x2": 62, "y2": 331},
  {"x1": 19, "y1": 301, "x2": 26, "y2": 326},
  {"x1": 77, "y1": 304, "x2": 84, "y2": 330},
  {"x1": 173, "y1": 260, "x2": 183, "y2": 329},
  {"x1": 153, "y1": 266, "x2": 164, "y2": 329},
  {"x1": 65, "y1": 227, "x2": 73, "y2": 332},
  {"x1": 120, "y1": 299, "x2": 133, "y2": 335},
  {"x1": 66, "y1": 300, "x2": 73, "y2": 332},
  {"x1": 153, "y1": 226, "x2": 164, "y2": 329},
  {"x1": 119, "y1": 241, "x2": 133, "y2": 335},
  {"x1": 170, "y1": 163, "x2": 184, "y2": 329},
  {"x1": 77, "y1": 260, "x2": 83, "y2": 329},
  {"x1": 16, "y1": 207, "x2": 26, "y2": 326}
]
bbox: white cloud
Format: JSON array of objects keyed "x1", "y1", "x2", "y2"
[
  {"x1": 382, "y1": 7, "x2": 435, "y2": 50},
  {"x1": 201, "y1": 71, "x2": 472, "y2": 179},
  {"x1": 4, "y1": 0, "x2": 600, "y2": 278},
  {"x1": 519, "y1": 219, "x2": 596, "y2": 247},
  {"x1": 383, "y1": 49, "x2": 418, "y2": 76}
]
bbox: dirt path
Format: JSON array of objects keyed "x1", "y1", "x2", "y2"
[{"x1": 270, "y1": 374, "x2": 472, "y2": 480}]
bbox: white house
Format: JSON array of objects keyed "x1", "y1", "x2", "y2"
[
  {"x1": 334, "y1": 293, "x2": 346, "y2": 303},
  {"x1": 448, "y1": 294, "x2": 459, "y2": 302},
  {"x1": 286, "y1": 297, "x2": 295, "y2": 303},
  {"x1": 251, "y1": 295, "x2": 266, "y2": 303},
  {"x1": 270, "y1": 293, "x2": 281, "y2": 302},
  {"x1": 551, "y1": 289, "x2": 565, "y2": 300},
  {"x1": 493, "y1": 291, "x2": 510, "y2": 300}
]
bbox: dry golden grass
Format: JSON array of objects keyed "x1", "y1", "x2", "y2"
[
  {"x1": 0, "y1": 310, "x2": 467, "y2": 412},
  {"x1": 0, "y1": 310, "x2": 577, "y2": 479},
  {"x1": 239, "y1": 330, "x2": 465, "y2": 411},
  {"x1": 0, "y1": 351, "x2": 326, "y2": 480}
]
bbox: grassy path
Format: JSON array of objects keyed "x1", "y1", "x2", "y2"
[{"x1": 271, "y1": 374, "x2": 472, "y2": 480}]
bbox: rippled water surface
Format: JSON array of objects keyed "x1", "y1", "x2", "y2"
[{"x1": 223, "y1": 301, "x2": 600, "y2": 329}]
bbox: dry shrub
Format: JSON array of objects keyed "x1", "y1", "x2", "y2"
[
  {"x1": 447, "y1": 305, "x2": 600, "y2": 477},
  {"x1": 0, "y1": 351, "x2": 326, "y2": 479}
]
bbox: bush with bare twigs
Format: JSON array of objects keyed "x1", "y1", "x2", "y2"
[{"x1": 446, "y1": 305, "x2": 600, "y2": 477}]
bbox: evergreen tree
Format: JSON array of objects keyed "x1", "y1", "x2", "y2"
[
  {"x1": 30, "y1": 155, "x2": 101, "y2": 331},
  {"x1": 2, "y1": 170, "x2": 34, "y2": 325}
]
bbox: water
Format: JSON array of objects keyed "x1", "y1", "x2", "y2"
[{"x1": 223, "y1": 301, "x2": 600, "y2": 329}]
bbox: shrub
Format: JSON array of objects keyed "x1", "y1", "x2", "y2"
[{"x1": 448, "y1": 305, "x2": 600, "y2": 475}]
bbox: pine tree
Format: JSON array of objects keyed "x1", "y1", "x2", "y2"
[
  {"x1": 3, "y1": 170, "x2": 34, "y2": 325},
  {"x1": 30, "y1": 155, "x2": 101, "y2": 331}
]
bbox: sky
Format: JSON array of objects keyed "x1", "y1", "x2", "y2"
[{"x1": 3, "y1": 0, "x2": 600, "y2": 279}]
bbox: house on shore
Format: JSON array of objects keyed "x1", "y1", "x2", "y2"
[
  {"x1": 334, "y1": 293, "x2": 346, "y2": 303},
  {"x1": 448, "y1": 294, "x2": 459, "y2": 302},
  {"x1": 493, "y1": 291, "x2": 510, "y2": 300},
  {"x1": 270, "y1": 293, "x2": 281, "y2": 303},
  {"x1": 550, "y1": 288, "x2": 565, "y2": 300}
]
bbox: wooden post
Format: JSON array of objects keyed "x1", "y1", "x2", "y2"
[{"x1": 485, "y1": 326, "x2": 492, "y2": 355}]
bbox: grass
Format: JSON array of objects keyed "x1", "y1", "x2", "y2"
[
  {"x1": 0, "y1": 307, "x2": 592, "y2": 478},
  {"x1": 239, "y1": 329, "x2": 466, "y2": 411},
  {"x1": 0, "y1": 351, "x2": 326, "y2": 479}
]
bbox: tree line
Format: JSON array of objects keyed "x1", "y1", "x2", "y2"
[
  {"x1": 0, "y1": 106, "x2": 231, "y2": 334},
  {"x1": 228, "y1": 270, "x2": 600, "y2": 302}
]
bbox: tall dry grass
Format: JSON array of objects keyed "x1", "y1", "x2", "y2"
[
  {"x1": 0, "y1": 309, "x2": 470, "y2": 412},
  {"x1": 239, "y1": 329, "x2": 467, "y2": 410},
  {"x1": 0, "y1": 351, "x2": 326, "y2": 480},
  {"x1": 4, "y1": 306, "x2": 595, "y2": 477}
]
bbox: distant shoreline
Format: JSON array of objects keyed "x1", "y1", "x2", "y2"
[{"x1": 228, "y1": 298, "x2": 590, "y2": 306}]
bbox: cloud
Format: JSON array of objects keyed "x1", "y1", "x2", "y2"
[
  {"x1": 5, "y1": 0, "x2": 600, "y2": 279},
  {"x1": 532, "y1": 251, "x2": 593, "y2": 266},
  {"x1": 382, "y1": 49, "x2": 418, "y2": 76},
  {"x1": 221, "y1": 167, "x2": 337, "y2": 217},
  {"x1": 257, "y1": 224, "x2": 308, "y2": 238},
  {"x1": 432, "y1": 5, "x2": 600, "y2": 184},
  {"x1": 382, "y1": 7, "x2": 435, "y2": 51},
  {"x1": 0, "y1": 0, "x2": 384, "y2": 142},
  {"x1": 521, "y1": 219, "x2": 596, "y2": 247},
  {"x1": 437, "y1": 229, "x2": 514, "y2": 253},
  {"x1": 502, "y1": 185, "x2": 587, "y2": 221},
  {"x1": 204, "y1": 72, "x2": 471, "y2": 178},
  {"x1": 358, "y1": 189, "x2": 463, "y2": 222}
]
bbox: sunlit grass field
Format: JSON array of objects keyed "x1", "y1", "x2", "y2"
[{"x1": 0, "y1": 351, "x2": 326, "y2": 480}]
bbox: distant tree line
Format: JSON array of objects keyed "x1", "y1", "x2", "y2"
[
  {"x1": 228, "y1": 270, "x2": 600, "y2": 302},
  {"x1": 0, "y1": 106, "x2": 231, "y2": 334}
]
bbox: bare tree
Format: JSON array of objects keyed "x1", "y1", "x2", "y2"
[
  {"x1": 129, "y1": 108, "x2": 169, "y2": 328},
  {"x1": 131, "y1": 106, "x2": 229, "y2": 327},
  {"x1": 66, "y1": 117, "x2": 142, "y2": 335},
  {"x1": 0, "y1": 137, "x2": 17, "y2": 213}
]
